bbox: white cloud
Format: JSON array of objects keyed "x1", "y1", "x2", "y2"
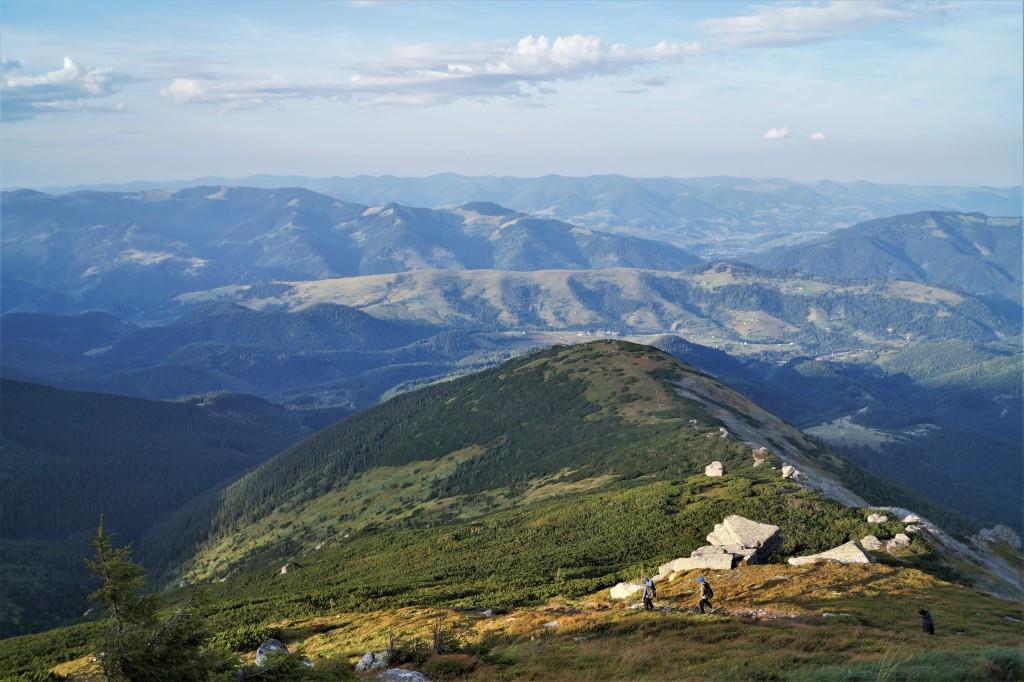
[
  {"x1": 1, "y1": 57, "x2": 132, "y2": 122},
  {"x1": 701, "y1": 1, "x2": 949, "y2": 48},
  {"x1": 160, "y1": 34, "x2": 701, "y2": 109},
  {"x1": 810, "y1": 131, "x2": 827, "y2": 140},
  {"x1": 763, "y1": 126, "x2": 793, "y2": 140}
]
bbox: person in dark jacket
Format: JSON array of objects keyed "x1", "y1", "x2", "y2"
[
  {"x1": 642, "y1": 577, "x2": 655, "y2": 611},
  {"x1": 697, "y1": 576, "x2": 714, "y2": 614},
  {"x1": 919, "y1": 609, "x2": 935, "y2": 635}
]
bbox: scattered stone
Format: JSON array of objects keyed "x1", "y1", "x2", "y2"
[
  {"x1": 481, "y1": 609, "x2": 494, "y2": 617},
  {"x1": 355, "y1": 651, "x2": 390, "y2": 673},
  {"x1": 610, "y1": 582, "x2": 644, "y2": 600},
  {"x1": 866, "y1": 513, "x2": 889, "y2": 524},
  {"x1": 781, "y1": 465, "x2": 801, "y2": 480},
  {"x1": 886, "y1": 533, "x2": 911, "y2": 551},
  {"x1": 978, "y1": 525, "x2": 1022, "y2": 550},
  {"x1": 279, "y1": 564, "x2": 289, "y2": 575},
  {"x1": 788, "y1": 541, "x2": 871, "y2": 566},
  {"x1": 901, "y1": 514, "x2": 921, "y2": 524},
  {"x1": 315, "y1": 542, "x2": 324, "y2": 551},
  {"x1": 905, "y1": 525, "x2": 923, "y2": 534},
  {"x1": 704, "y1": 461, "x2": 725, "y2": 477},
  {"x1": 543, "y1": 620, "x2": 560, "y2": 628},
  {"x1": 821, "y1": 612, "x2": 850, "y2": 618},
  {"x1": 688, "y1": 419, "x2": 699, "y2": 427},
  {"x1": 378, "y1": 670, "x2": 430, "y2": 682},
  {"x1": 860, "y1": 535, "x2": 883, "y2": 551},
  {"x1": 719, "y1": 427, "x2": 730, "y2": 438},
  {"x1": 256, "y1": 638, "x2": 289, "y2": 666}
]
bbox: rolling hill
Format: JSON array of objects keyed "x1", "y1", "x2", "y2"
[
  {"x1": 0, "y1": 187, "x2": 699, "y2": 317},
  {"x1": 0, "y1": 380, "x2": 342, "y2": 638},
  {"x1": 748, "y1": 211, "x2": 1023, "y2": 303},
  {"x1": 173, "y1": 263, "x2": 1018, "y2": 349}
]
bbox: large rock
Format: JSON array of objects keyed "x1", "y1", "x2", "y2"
[
  {"x1": 788, "y1": 541, "x2": 871, "y2": 566},
  {"x1": 978, "y1": 525, "x2": 1022, "y2": 549},
  {"x1": 707, "y1": 515, "x2": 781, "y2": 552},
  {"x1": 255, "y1": 638, "x2": 289, "y2": 666},
  {"x1": 866, "y1": 513, "x2": 889, "y2": 524},
  {"x1": 705, "y1": 461, "x2": 725, "y2": 477},
  {"x1": 660, "y1": 553, "x2": 735, "y2": 573},
  {"x1": 610, "y1": 582, "x2": 644, "y2": 600},
  {"x1": 901, "y1": 514, "x2": 921, "y2": 524},
  {"x1": 860, "y1": 535, "x2": 883, "y2": 551},
  {"x1": 356, "y1": 651, "x2": 391, "y2": 673},
  {"x1": 886, "y1": 533, "x2": 911, "y2": 551},
  {"x1": 781, "y1": 465, "x2": 801, "y2": 480}
]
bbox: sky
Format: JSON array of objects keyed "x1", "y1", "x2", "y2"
[{"x1": 1, "y1": 0, "x2": 1022, "y2": 187}]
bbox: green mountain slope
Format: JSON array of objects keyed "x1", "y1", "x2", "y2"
[
  {"x1": 144, "y1": 341, "x2": 952, "y2": 587},
  {"x1": 0, "y1": 380, "x2": 340, "y2": 638},
  {"x1": 749, "y1": 211, "x2": 1023, "y2": 303}
]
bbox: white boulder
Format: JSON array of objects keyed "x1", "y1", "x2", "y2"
[
  {"x1": 866, "y1": 513, "x2": 889, "y2": 524},
  {"x1": 356, "y1": 651, "x2": 391, "y2": 673},
  {"x1": 705, "y1": 461, "x2": 725, "y2": 477},
  {"x1": 781, "y1": 465, "x2": 801, "y2": 480},
  {"x1": 886, "y1": 533, "x2": 911, "y2": 551},
  {"x1": 610, "y1": 582, "x2": 644, "y2": 600},
  {"x1": 860, "y1": 535, "x2": 883, "y2": 551},
  {"x1": 901, "y1": 514, "x2": 921, "y2": 524},
  {"x1": 788, "y1": 541, "x2": 871, "y2": 566}
]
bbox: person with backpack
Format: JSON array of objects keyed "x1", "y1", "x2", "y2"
[
  {"x1": 919, "y1": 608, "x2": 935, "y2": 635},
  {"x1": 642, "y1": 576, "x2": 656, "y2": 611},
  {"x1": 697, "y1": 576, "x2": 714, "y2": 614}
]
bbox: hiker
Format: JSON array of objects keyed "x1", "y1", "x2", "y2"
[
  {"x1": 919, "y1": 609, "x2": 935, "y2": 635},
  {"x1": 642, "y1": 576, "x2": 655, "y2": 611},
  {"x1": 697, "y1": 576, "x2": 714, "y2": 614}
]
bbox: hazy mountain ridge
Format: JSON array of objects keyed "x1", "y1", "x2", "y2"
[
  {"x1": 748, "y1": 211, "x2": 1023, "y2": 303},
  {"x1": 0, "y1": 186, "x2": 699, "y2": 317},
  {"x1": 30, "y1": 174, "x2": 1023, "y2": 256}
]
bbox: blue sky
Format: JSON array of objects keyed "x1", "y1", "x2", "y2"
[{"x1": 1, "y1": 0, "x2": 1021, "y2": 187}]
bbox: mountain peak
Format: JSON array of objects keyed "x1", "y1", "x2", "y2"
[{"x1": 457, "y1": 200, "x2": 517, "y2": 216}]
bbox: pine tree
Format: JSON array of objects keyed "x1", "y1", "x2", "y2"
[{"x1": 86, "y1": 516, "x2": 234, "y2": 680}]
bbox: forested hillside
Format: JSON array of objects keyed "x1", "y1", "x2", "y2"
[{"x1": 0, "y1": 380, "x2": 338, "y2": 637}]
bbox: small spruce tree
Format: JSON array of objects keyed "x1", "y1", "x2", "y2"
[{"x1": 87, "y1": 516, "x2": 234, "y2": 680}]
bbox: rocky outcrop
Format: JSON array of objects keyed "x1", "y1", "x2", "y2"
[
  {"x1": 866, "y1": 513, "x2": 889, "y2": 524},
  {"x1": 752, "y1": 446, "x2": 768, "y2": 467},
  {"x1": 656, "y1": 515, "x2": 782, "y2": 577},
  {"x1": 609, "y1": 582, "x2": 644, "y2": 600},
  {"x1": 704, "y1": 461, "x2": 725, "y2": 477},
  {"x1": 781, "y1": 465, "x2": 801, "y2": 479},
  {"x1": 901, "y1": 514, "x2": 921, "y2": 524},
  {"x1": 978, "y1": 525, "x2": 1022, "y2": 550},
  {"x1": 256, "y1": 638, "x2": 289, "y2": 666},
  {"x1": 860, "y1": 535, "x2": 883, "y2": 551},
  {"x1": 788, "y1": 541, "x2": 871, "y2": 566},
  {"x1": 356, "y1": 651, "x2": 391, "y2": 672},
  {"x1": 886, "y1": 533, "x2": 911, "y2": 551}
]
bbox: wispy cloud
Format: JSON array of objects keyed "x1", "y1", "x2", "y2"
[
  {"x1": 160, "y1": 34, "x2": 700, "y2": 109},
  {"x1": 701, "y1": 1, "x2": 949, "y2": 48},
  {"x1": 810, "y1": 131, "x2": 827, "y2": 140},
  {"x1": 1, "y1": 57, "x2": 132, "y2": 122},
  {"x1": 763, "y1": 126, "x2": 793, "y2": 140}
]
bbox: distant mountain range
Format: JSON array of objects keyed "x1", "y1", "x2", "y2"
[
  {"x1": 30, "y1": 174, "x2": 1022, "y2": 256},
  {"x1": 749, "y1": 211, "x2": 1023, "y2": 303},
  {"x1": 0, "y1": 187, "x2": 699, "y2": 317}
]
